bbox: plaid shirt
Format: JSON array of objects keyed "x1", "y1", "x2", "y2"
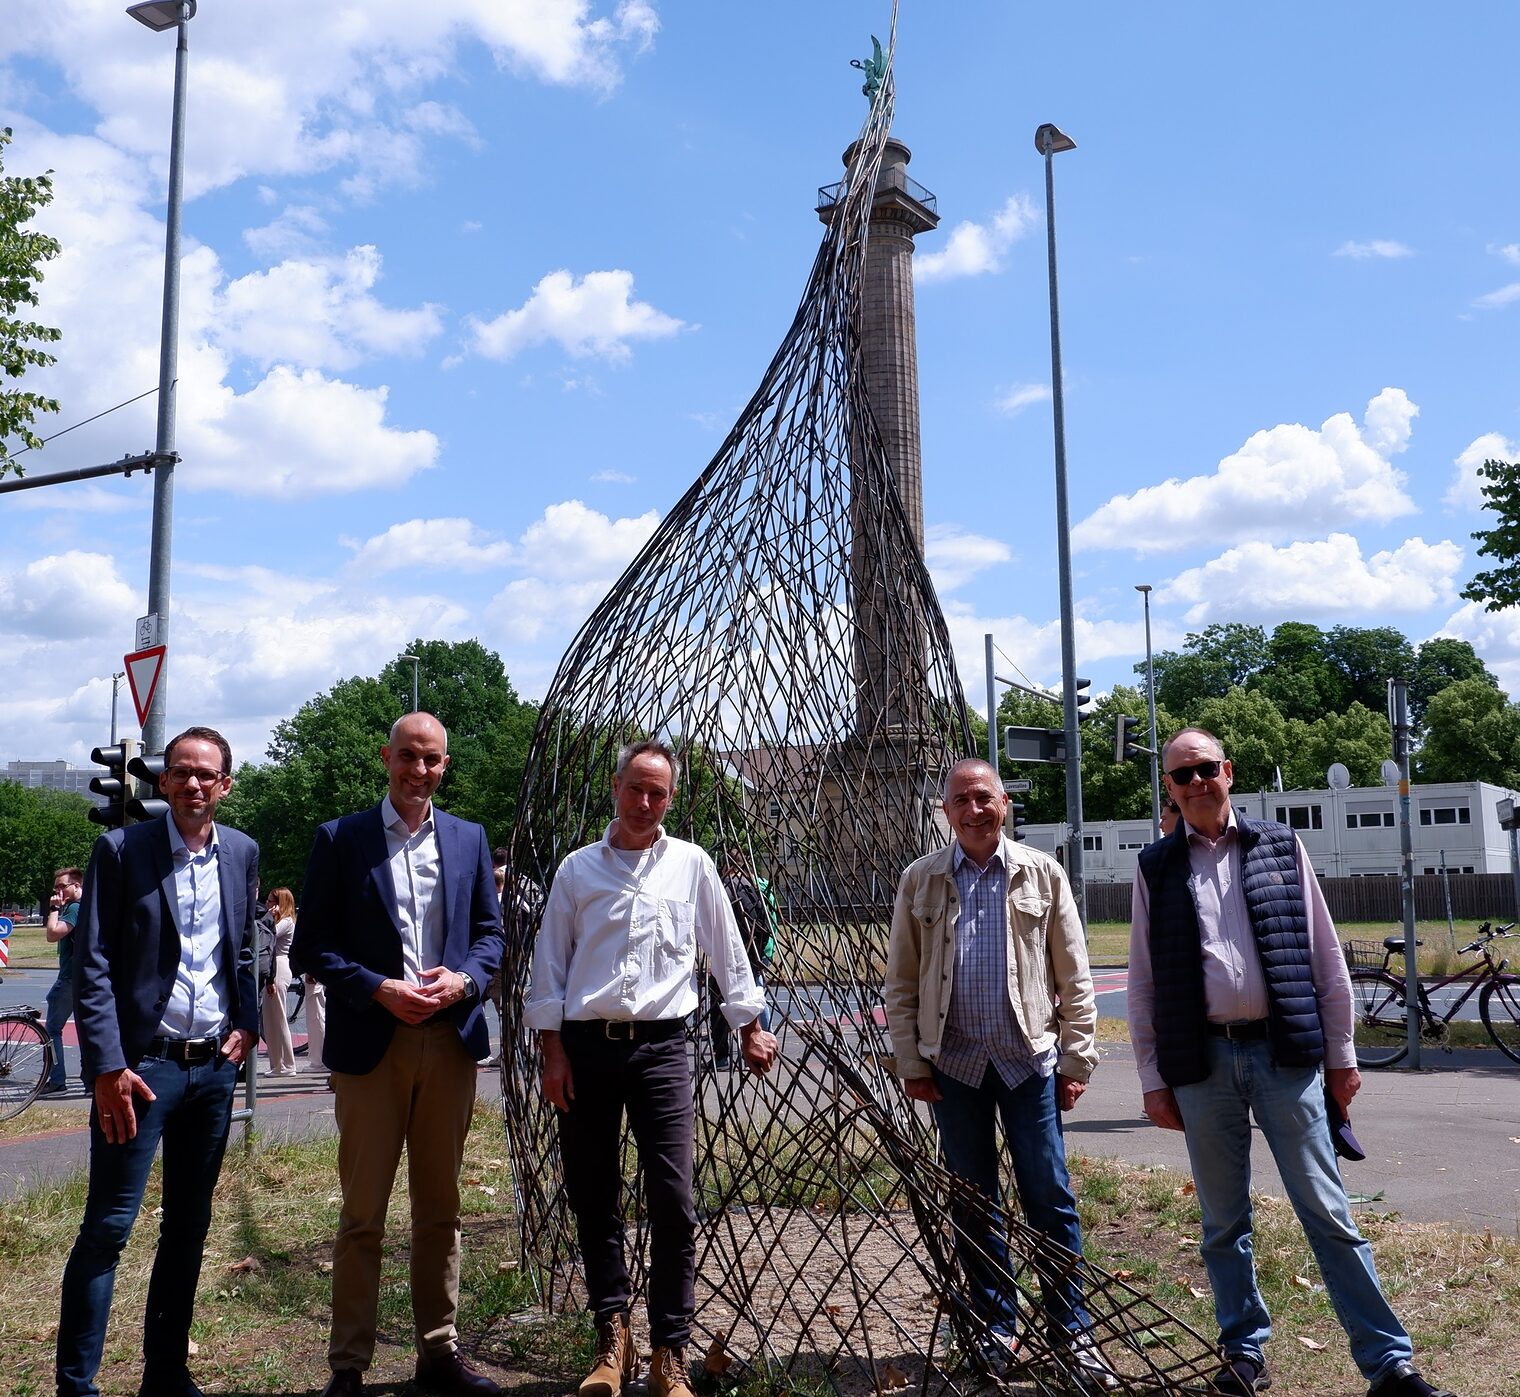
[{"x1": 937, "y1": 843, "x2": 1055, "y2": 1091}]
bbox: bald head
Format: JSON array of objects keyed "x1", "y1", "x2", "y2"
[{"x1": 383, "y1": 711, "x2": 450, "y2": 830}]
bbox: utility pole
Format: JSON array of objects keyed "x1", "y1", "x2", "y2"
[{"x1": 1391, "y1": 679, "x2": 1420, "y2": 1068}]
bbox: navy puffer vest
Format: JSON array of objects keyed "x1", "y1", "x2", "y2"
[{"x1": 1137, "y1": 816, "x2": 1323, "y2": 1087}]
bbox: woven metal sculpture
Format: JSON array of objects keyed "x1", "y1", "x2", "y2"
[{"x1": 501, "y1": 12, "x2": 1221, "y2": 1393}]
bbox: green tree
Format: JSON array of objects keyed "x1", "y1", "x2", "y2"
[
  {"x1": 1282, "y1": 702, "x2": 1393, "y2": 790},
  {"x1": 1410, "y1": 637, "x2": 1499, "y2": 726},
  {"x1": 1191, "y1": 687, "x2": 1290, "y2": 794},
  {"x1": 1082, "y1": 685, "x2": 1180, "y2": 821},
  {"x1": 219, "y1": 640, "x2": 538, "y2": 892},
  {"x1": 0, "y1": 782, "x2": 97, "y2": 907},
  {"x1": 1142, "y1": 622, "x2": 1268, "y2": 719},
  {"x1": 1461, "y1": 458, "x2": 1520, "y2": 611},
  {"x1": 0, "y1": 127, "x2": 62, "y2": 479},
  {"x1": 1414, "y1": 677, "x2": 1520, "y2": 787},
  {"x1": 1249, "y1": 622, "x2": 1345, "y2": 722},
  {"x1": 1324, "y1": 625, "x2": 1416, "y2": 712},
  {"x1": 993, "y1": 687, "x2": 1067, "y2": 823}
]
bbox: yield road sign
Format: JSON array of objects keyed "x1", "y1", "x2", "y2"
[{"x1": 125, "y1": 645, "x2": 167, "y2": 729}]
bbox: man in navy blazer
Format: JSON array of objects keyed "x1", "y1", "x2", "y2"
[
  {"x1": 57, "y1": 725, "x2": 258, "y2": 1397},
  {"x1": 295, "y1": 711, "x2": 505, "y2": 1397}
]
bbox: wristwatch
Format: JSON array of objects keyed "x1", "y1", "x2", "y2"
[{"x1": 458, "y1": 971, "x2": 477, "y2": 1003}]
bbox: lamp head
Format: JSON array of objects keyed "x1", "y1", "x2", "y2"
[
  {"x1": 1034, "y1": 123, "x2": 1076, "y2": 157},
  {"x1": 127, "y1": 0, "x2": 195, "y2": 31}
]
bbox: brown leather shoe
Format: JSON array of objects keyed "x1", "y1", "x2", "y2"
[
  {"x1": 648, "y1": 1346, "x2": 694, "y2": 1397},
  {"x1": 580, "y1": 1313, "x2": 638, "y2": 1397},
  {"x1": 414, "y1": 1348, "x2": 503, "y2": 1396},
  {"x1": 320, "y1": 1371, "x2": 363, "y2": 1397}
]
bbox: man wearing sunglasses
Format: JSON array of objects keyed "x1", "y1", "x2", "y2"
[
  {"x1": 1127, "y1": 728, "x2": 1452, "y2": 1397},
  {"x1": 58, "y1": 725, "x2": 258, "y2": 1397}
]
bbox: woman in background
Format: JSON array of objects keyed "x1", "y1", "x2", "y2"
[{"x1": 262, "y1": 887, "x2": 298, "y2": 1076}]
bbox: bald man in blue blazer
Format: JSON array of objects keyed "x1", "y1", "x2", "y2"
[{"x1": 295, "y1": 711, "x2": 505, "y2": 1397}]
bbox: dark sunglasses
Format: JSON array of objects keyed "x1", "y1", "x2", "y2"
[{"x1": 1167, "y1": 760, "x2": 1223, "y2": 785}]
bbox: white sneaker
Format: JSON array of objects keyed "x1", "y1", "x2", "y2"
[{"x1": 1067, "y1": 1332, "x2": 1118, "y2": 1392}]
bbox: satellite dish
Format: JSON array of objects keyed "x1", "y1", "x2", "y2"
[
  {"x1": 1327, "y1": 762, "x2": 1351, "y2": 790},
  {"x1": 1380, "y1": 759, "x2": 1401, "y2": 786}
]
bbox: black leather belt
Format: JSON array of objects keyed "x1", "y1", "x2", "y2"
[
  {"x1": 145, "y1": 1034, "x2": 225, "y2": 1064},
  {"x1": 1207, "y1": 1020, "x2": 1269, "y2": 1041},
  {"x1": 562, "y1": 1018, "x2": 684, "y2": 1043}
]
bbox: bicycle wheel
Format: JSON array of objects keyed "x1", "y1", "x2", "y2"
[
  {"x1": 285, "y1": 976, "x2": 305, "y2": 1024},
  {"x1": 0, "y1": 1014, "x2": 51, "y2": 1121},
  {"x1": 1348, "y1": 969, "x2": 1411, "y2": 1068},
  {"x1": 1479, "y1": 977, "x2": 1520, "y2": 1064}
]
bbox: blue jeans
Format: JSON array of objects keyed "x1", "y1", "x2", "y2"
[
  {"x1": 931, "y1": 1064, "x2": 1092, "y2": 1339},
  {"x1": 45, "y1": 972, "x2": 71, "y2": 1087},
  {"x1": 1173, "y1": 1038, "x2": 1412, "y2": 1383},
  {"x1": 56, "y1": 1053, "x2": 237, "y2": 1396}
]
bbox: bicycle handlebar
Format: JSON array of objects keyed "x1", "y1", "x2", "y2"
[{"x1": 1457, "y1": 921, "x2": 1515, "y2": 955}]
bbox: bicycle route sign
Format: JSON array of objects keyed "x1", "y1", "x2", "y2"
[{"x1": 0, "y1": 916, "x2": 11, "y2": 969}]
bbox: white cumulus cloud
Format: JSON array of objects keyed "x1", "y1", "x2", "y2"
[
  {"x1": 1473, "y1": 283, "x2": 1520, "y2": 310},
  {"x1": 1073, "y1": 388, "x2": 1419, "y2": 555},
  {"x1": 0, "y1": 551, "x2": 139, "y2": 641},
  {"x1": 1445, "y1": 433, "x2": 1519, "y2": 511},
  {"x1": 213, "y1": 246, "x2": 443, "y2": 372},
  {"x1": 1163, "y1": 534, "x2": 1463, "y2": 625},
  {"x1": 924, "y1": 524, "x2": 1012, "y2": 594},
  {"x1": 917, "y1": 194, "x2": 1039, "y2": 283},
  {"x1": 1436, "y1": 602, "x2": 1520, "y2": 701},
  {"x1": 994, "y1": 383, "x2": 1051, "y2": 417},
  {"x1": 1334, "y1": 239, "x2": 1413, "y2": 259},
  {"x1": 465, "y1": 269, "x2": 685, "y2": 363},
  {"x1": 345, "y1": 519, "x2": 514, "y2": 576}
]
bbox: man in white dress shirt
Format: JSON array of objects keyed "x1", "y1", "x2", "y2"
[{"x1": 527, "y1": 739, "x2": 778, "y2": 1397}]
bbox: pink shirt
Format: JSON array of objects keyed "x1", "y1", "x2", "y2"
[{"x1": 1127, "y1": 805, "x2": 1355, "y2": 1095}]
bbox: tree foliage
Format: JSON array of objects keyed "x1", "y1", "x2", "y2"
[
  {"x1": 218, "y1": 639, "x2": 538, "y2": 893},
  {"x1": 0, "y1": 127, "x2": 62, "y2": 479},
  {"x1": 1461, "y1": 458, "x2": 1520, "y2": 612},
  {"x1": 0, "y1": 782, "x2": 97, "y2": 908},
  {"x1": 1414, "y1": 678, "x2": 1520, "y2": 789},
  {"x1": 1409, "y1": 637, "x2": 1497, "y2": 726}
]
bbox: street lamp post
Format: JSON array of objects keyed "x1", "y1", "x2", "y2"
[
  {"x1": 1136, "y1": 584, "x2": 1161, "y2": 842},
  {"x1": 400, "y1": 653, "x2": 421, "y2": 713},
  {"x1": 110, "y1": 671, "x2": 126, "y2": 746},
  {"x1": 129, "y1": 0, "x2": 196, "y2": 757},
  {"x1": 1035, "y1": 122, "x2": 1085, "y2": 923}
]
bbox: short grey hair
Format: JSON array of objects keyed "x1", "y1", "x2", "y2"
[
  {"x1": 1161, "y1": 726, "x2": 1224, "y2": 768},
  {"x1": 615, "y1": 738, "x2": 680, "y2": 787},
  {"x1": 941, "y1": 757, "x2": 1001, "y2": 801}
]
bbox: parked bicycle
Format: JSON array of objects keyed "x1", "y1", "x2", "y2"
[
  {"x1": 0, "y1": 1004, "x2": 52, "y2": 1120},
  {"x1": 1344, "y1": 920, "x2": 1520, "y2": 1068}
]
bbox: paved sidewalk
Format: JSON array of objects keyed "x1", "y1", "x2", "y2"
[{"x1": 1068, "y1": 1041, "x2": 1520, "y2": 1232}]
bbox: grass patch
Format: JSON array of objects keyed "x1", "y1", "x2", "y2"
[
  {"x1": 3, "y1": 922, "x2": 57, "y2": 969},
  {"x1": 5, "y1": 1103, "x2": 1515, "y2": 1395},
  {"x1": 1068, "y1": 1152, "x2": 1519, "y2": 1395},
  {"x1": 0, "y1": 1103, "x2": 87, "y2": 1140}
]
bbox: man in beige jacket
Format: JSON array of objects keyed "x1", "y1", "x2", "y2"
[{"x1": 885, "y1": 758, "x2": 1112, "y2": 1387}]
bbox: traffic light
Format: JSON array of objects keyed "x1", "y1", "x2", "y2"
[
  {"x1": 1115, "y1": 714, "x2": 1142, "y2": 763},
  {"x1": 1068, "y1": 676, "x2": 1092, "y2": 716},
  {"x1": 127, "y1": 750, "x2": 171, "y2": 823},
  {"x1": 89, "y1": 738, "x2": 141, "y2": 829},
  {"x1": 1008, "y1": 801, "x2": 1028, "y2": 842}
]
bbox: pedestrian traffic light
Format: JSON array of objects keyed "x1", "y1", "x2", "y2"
[
  {"x1": 89, "y1": 738, "x2": 141, "y2": 829},
  {"x1": 126, "y1": 750, "x2": 170, "y2": 823},
  {"x1": 1008, "y1": 801, "x2": 1028, "y2": 842},
  {"x1": 1114, "y1": 714, "x2": 1142, "y2": 764}
]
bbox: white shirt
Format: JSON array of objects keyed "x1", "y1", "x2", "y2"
[
  {"x1": 382, "y1": 795, "x2": 445, "y2": 985},
  {"x1": 1128, "y1": 805, "x2": 1355, "y2": 1094},
  {"x1": 157, "y1": 817, "x2": 231, "y2": 1040},
  {"x1": 525, "y1": 824, "x2": 765, "y2": 1030}
]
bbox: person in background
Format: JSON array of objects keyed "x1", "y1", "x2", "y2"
[
  {"x1": 43, "y1": 865, "x2": 83, "y2": 1094},
  {"x1": 261, "y1": 887, "x2": 298, "y2": 1077}
]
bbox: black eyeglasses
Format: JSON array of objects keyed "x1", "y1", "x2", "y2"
[
  {"x1": 164, "y1": 766, "x2": 226, "y2": 786},
  {"x1": 1167, "y1": 760, "x2": 1222, "y2": 785}
]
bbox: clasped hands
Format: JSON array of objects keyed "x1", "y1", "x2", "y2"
[{"x1": 372, "y1": 967, "x2": 472, "y2": 1024}]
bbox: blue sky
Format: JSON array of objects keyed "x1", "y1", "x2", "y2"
[{"x1": 3, "y1": 1, "x2": 1518, "y2": 770}]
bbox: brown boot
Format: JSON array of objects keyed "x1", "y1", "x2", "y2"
[
  {"x1": 580, "y1": 1314, "x2": 637, "y2": 1397},
  {"x1": 648, "y1": 1346, "x2": 693, "y2": 1397}
]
